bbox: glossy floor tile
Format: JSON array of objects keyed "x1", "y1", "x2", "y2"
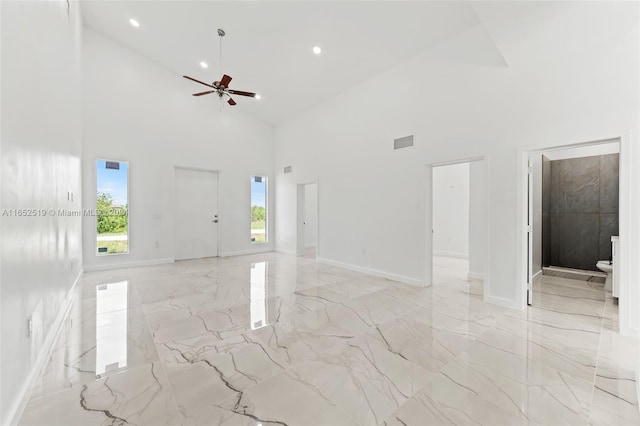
[{"x1": 18, "y1": 254, "x2": 639, "y2": 425}]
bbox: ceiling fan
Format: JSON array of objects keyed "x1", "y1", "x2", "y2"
[{"x1": 183, "y1": 29, "x2": 256, "y2": 106}]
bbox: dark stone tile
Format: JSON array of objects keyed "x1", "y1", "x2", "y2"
[
  {"x1": 542, "y1": 156, "x2": 551, "y2": 214},
  {"x1": 550, "y1": 157, "x2": 600, "y2": 214},
  {"x1": 548, "y1": 214, "x2": 560, "y2": 267},
  {"x1": 545, "y1": 154, "x2": 618, "y2": 271},
  {"x1": 599, "y1": 214, "x2": 619, "y2": 261},
  {"x1": 550, "y1": 214, "x2": 599, "y2": 271},
  {"x1": 600, "y1": 154, "x2": 619, "y2": 214},
  {"x1": 542, "y1": 213, "x2": 551, "y2": 267}
]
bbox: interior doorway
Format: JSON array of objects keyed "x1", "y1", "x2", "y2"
[
  {"x1": 428, "y1": 158, "x2": 486, "y2": 295},
  {"x1": 296, "y1": 182, "x2": 318, "y2": 258},
  {"x1": 174, "y1": 167, "x2": 220, "y2": 260},
  {"x1": 523, "y1": 139, "x2": 620, "y2": 307}
]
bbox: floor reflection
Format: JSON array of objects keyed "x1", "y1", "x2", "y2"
[
  {"x1": 95, "y1": 281, "x2": 128, "y2": 377},
  {"x1": 250, "y1": 261, "x2": 268, "y2": 330},
  {"x1": 18, "y1": 254, "x2": 637, "y2": 426}
]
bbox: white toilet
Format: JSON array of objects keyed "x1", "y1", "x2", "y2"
[{"x1": 596, "y1": 260, "x2": 613, "y2": 291}]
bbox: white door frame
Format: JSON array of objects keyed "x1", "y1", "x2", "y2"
[
  {"x1": 526, "y1": 157, "x2": 534, "y2": 305},
  {"x1": 173, "y1": 165, "x2": 222, "y2": 259},
  {"x1": 296, "y1": 181, "x2": 319, "y2": 257},
  {"x1": 516, "y1": 136, "x2": 626, "y2": 320},
  {"x1": 425, "y1": 156, "x2": 488, "y2": 297}
]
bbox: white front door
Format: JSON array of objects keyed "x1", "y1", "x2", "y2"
[{"x1": 174, "y1": 168, "x2": 219, "y2": 260}]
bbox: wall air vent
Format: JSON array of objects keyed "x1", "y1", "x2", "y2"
[
  {"x1": 394, "y1": 135, "x2": 414, "y2": 150},
  {"x1": 284, "y1": 166, "x2": 292, "y2": 174}
]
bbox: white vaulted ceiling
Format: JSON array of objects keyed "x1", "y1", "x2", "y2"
[
  {"x1": 80, "y1": 1, "x2": 486, "y2": 125},
  {"x1": 80, "y1": 1, "x2": 639, "y2": 126}
]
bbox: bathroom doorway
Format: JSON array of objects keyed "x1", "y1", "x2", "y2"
[
  {"x1": 521, "y1": 139, "x2": 621, "y2": 308},
  {"x1": 428, "y1": 158, "x2": 487, "y2": 297}
]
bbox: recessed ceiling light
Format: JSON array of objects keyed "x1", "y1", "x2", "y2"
[
  {"x1": 312, "y1": 46, "x2": 322, "y2": 55},
  {"x1": 200, "y1": 61, "x2": 208, "y2": 69},
  {"x1": 255, "y1": 94, "x2": 261, "y2": 100},
  {"x1": 129, "y1": 18, "x2": 140, "y2": 28}
]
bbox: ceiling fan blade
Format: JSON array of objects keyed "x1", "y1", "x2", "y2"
[
  {"x1": 193, "y1": 90, "x2": 216, "y2": 96},
  {"x1": 183, "y1": 75, "x2": 216, "y2": 88},
  {"x1": 227, "y1": 97, "x2": 237, "y2": 106},
  {"x1": 228, "y1": 89, "x2": 256, "y2": 98},
  {"x1": 219, "y1": 74, "x2": 232, "y2": 88}
]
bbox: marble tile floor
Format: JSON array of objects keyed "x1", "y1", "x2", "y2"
[{"x1": 17, "y1": 254, "x2": 639, "y2": 425}]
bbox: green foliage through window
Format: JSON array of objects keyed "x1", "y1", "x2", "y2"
[
  {"x1": 96, "y1": 160, "x2": 129, "y2": 255},
  {"x1": 251, "y1": 176, "x2": 267, "y2": 243},
  {"x1": 251, "y1": 205, "x2": 265, "y2": 222},
  {"x1": 97, "y1": 192, "x2": 128, "y2": 234}
]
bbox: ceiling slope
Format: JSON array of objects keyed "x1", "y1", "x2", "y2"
[{"x1": 80, "y1": 1, "x2": 481, "y2": 125}]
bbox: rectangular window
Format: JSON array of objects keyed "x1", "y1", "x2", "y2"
[
  {"x1": 251, "y1": 176, "x2": 267, "y2": 243},
  {"x1": 96, "y1": 160, "x2": 129, "y2": 255}
]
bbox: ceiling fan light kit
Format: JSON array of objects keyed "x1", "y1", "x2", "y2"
[{"x1": 183, "y1": 28, "x2": 256, "y2": 106}]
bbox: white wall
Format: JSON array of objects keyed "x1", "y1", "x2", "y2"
[
  {"x1": 81, "y1": 30, "x2": 275, "y2": 270},
  {"x1": 1, "y1": 1, "x2": 83, "y2": 423},
  {"x1": 304, "y1": 183, "x2": 318, "y2": 248},
  {"x1": 274, "y1": 2, "x2": 639, "y2": 316},
  {"x1": 432, "y1": 163, "x2": 469, "y2": 258},
  {"x1": 531, "y1": 154, "x2": 543, "y2": 276},
  {"x1": 468, "y1": 161, "x2": 486, "y2": 279}
]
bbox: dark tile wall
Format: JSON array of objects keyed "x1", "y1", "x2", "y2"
[
  {"x1": 600, "y1": 154, "x2": 620, "y2": 214},
  {"x1": 542, "y1": 156, "x2": 551, "y2": 267},
  {"x1": 542, "y1": 153, "x2": 619, "y2": 271}
]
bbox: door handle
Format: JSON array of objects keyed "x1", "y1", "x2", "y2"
[{"x1": 212, "y1": 219, "x2": 219, "y2": 223}]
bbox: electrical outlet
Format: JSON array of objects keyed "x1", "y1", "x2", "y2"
[{"x1": 27, "y1": 318, "x2": 33, "y2": 337}]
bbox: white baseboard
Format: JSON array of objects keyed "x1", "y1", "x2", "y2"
[
  {"x1": 620, "y1": 324, "x2": 640, "y2": 339},
  {"x1": 6, "y1": 268, "x2": 83, "y2": 426},
  {"x1": 485, "y1": 294, "x2": 519, "y2": 310},
  {"x1": 220, "y1": 247, "x2": 273, "y2": 257},
  {"x1": 275, "y1": 248, "x2": 296, "y2": 256},
  {"x1": 317, "y1": 257, "x2": 422, "y2": 287},
  {"x1": 83, "y1": 258, "x2": 174, "y2": 272},
  {"x1": 433, "y1": 250, "x2": 469, "y2": 259},
  {"x1": 467, "y1": 271, "x2": 484, "y2": 280},
  {"x1": 532, "y1": 269, "x2": 543, "y2": 280}
]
